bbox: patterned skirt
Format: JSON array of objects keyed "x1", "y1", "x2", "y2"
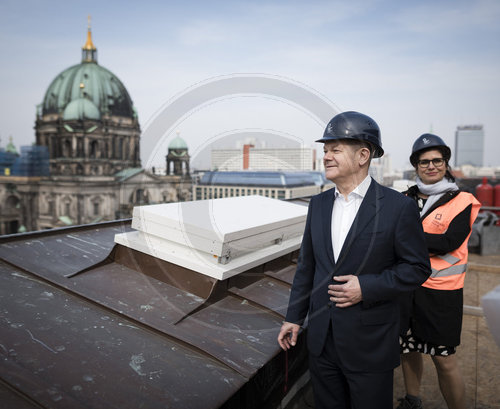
[{"x1": 399, "y1": 328, "x2": 456, "y2": 356}]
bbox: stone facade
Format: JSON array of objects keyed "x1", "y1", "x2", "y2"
[
  {"x1": 36, "y1": 113, "x2": 141, "y2": 177},
  {"x1": 0, "y1": 171, "x2": 191, "y2": 234}
]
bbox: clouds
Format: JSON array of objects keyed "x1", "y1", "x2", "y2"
[{"x1": 391, "y1": 0, "x2": 500, "y2": 34}]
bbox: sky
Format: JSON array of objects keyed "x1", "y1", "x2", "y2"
[{"x1": 1, "y1": 0, "x2": 499, "y2": 170}]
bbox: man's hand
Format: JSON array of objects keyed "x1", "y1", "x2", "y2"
[
  {"x1": 277, "y1": 321, "x2": 300, "y2": 350},
  {"x1": 328, "y1": 275, "x2": 362, "y2": 308}
]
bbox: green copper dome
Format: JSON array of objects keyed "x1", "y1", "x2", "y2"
[
  {"x1": 62, "y1": 98, "x2": 101, "y2": 120},
  {"x1": 41, "y1": 28, "x2": 136, "y2": 119},
  {"x1": 5, "y1": 137, "x2": 18, "y2": 155},
  {"x1": 169, "y1": 135, "x2": 188, "y2": 150}
]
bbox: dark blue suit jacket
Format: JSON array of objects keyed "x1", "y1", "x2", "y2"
[{"x1": 285, "y1": 179, "x2": 430, "y2": 373}]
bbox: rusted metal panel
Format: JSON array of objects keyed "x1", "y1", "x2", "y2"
[
  {"x1": 69, "y1": 262, "x2": 207, "y2": 325},
  {"x1": 0, "y1": 382, "x2": 42, "y2": 409},
  {"x1": 0, "y1": 263, "x2": 247, "y2": 409},
  {"x1": 0, "y1": 221, "x2": 309, "y2": 409},
  {"x1": 172, "y1": 296, "x2": 284, "y2": 378},
  {"x1": 0, "y1": 224, "x2": 131, "y2": 280},
  {"x1": 229, "y1": 277, "x2": 290, "y2": 316},
  {"x1": 112, "y1": 244, "x2": 218, "y2": 300},
  {"x1": 264, "y1": 263, "x2": 297, "y2": 285}
]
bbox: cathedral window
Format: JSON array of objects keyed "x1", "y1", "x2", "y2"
[
  {"x1": 48, "y1": 201, "x2": 55, "y2": 216},
  {"x1": 77, "y1": 139, "x2": 84, "y2": 157},
  {"x1": 135, "y1": 189, "x2": 144, "y2": 204},
  {"x1": 118, "y1": 138, "x2": 123, "y2": 159},
  {"x1": 90, "y1": 140, "x2": 98, "y2": 158},
  {"x1": 63, "y1": 139, "x2": 72, "y2": 157},
  {"x1": 124, "y1": 140, "x2": 129, "y2": 159}
]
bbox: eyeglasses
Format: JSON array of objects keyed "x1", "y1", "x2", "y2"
[{"x1": 417, "y1": 158, "x2": 445, "y2": 168}]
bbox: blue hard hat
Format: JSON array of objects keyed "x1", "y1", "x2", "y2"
[
  {"x1": 410, "y1": 133, "x2": 451, "y2": 167},
  {"x1": 316, "y1": 111, "x2": 384, "y2": 158}
]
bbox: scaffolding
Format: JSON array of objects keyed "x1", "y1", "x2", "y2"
[{"x1": 11, "y1": 145, "x2": 50, "y2": 176}]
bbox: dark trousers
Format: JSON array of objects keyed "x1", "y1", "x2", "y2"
[{"x1": 308, "y1": 327, "x2": 393, "y2": 409}]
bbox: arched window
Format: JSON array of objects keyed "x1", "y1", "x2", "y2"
[
  {"x1": 5, "y1": 195, "x2": 20, "y2": 210},
  {"x1": 63, "y1": 139, "x2": 72, "y2": 157},
  {"x1": 124, "y1": 140, "x2": 129, "y2": 160},
  {"x1": 65, "y1": 201, "x2": 71, "y2": 216},
  {"x1": 131, "y1": 189, "x2": 150, "y2": 205},
  {"x1": 118, "y1": 138, "x2": 123, "y2": 159},
  {"x1": 48, "y1": 200, "x2": 55, "y2": 216},
  {"x1": 77, "y1": 138, "x2": 84, "y2": 157},
  {"x1": 90, "y1": 141, "x2": 98, "y2": 158}
]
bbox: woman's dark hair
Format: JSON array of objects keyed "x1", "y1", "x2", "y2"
[{"x1": 445, "y1": 162, "x2": 455, "y2": 182}]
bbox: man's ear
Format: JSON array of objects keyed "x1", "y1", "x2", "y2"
[{"x1": 358, "y1": 147, "x2": 371, "y2": 166}]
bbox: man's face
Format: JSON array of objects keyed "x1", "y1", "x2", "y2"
[{"x1": 323, "y1": 140, "x2": 358, "y2": 183}]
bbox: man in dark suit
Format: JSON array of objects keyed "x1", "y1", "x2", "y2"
[{"x1": 277, "y1": 111, "x2": 431, "y2": 409}]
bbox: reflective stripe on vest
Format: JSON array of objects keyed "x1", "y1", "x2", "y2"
[
  {"x1": 430, "y1": 263, "x2": 467, "y2": 278},
  {"x1": 436, "y1": 253, "x2": 460, "y2": 265},
  {"x1": 421, "y1": 192, "x2": 481, "y2": 291}
]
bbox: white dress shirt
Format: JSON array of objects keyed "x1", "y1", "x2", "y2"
[{"x1": 331, "y1": 175, "x2": 372, "y2": 262}]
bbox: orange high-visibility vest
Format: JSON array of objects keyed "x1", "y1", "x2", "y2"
[{"x1": 421, "y1": 192, "x2": 480, "y2": 290}]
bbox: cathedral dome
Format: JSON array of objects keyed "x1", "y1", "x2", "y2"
[
  {"x1": 62, "y1": 98, "x2": 101, "y2": 121},
  {"x1": 35, "y1": 22, "x2": 142, "y2": 178},
  {"x1": 41, "y1": 28, "x2": 136, "y2": 119}
]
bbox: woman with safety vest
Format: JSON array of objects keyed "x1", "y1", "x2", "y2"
[{"x1": 396, "y1": 134, "x2": 480, "y2": 409}]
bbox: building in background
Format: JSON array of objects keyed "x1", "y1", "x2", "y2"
[
  {"x1": 36, "y1": 23, "x2": 141, "y2": 177},
  {"x1": 194, "y1": 171, "x2": 331, "y2": 201},
  {"x1": 455, "y1": 125, "x2": 484, "y2": 167},
  {"x1": 0, "y1": 137, "x2": 19, "y2": 176},
  {"x1": 211, "y1": 144, "x2": 316, "y2": 171},
  {"x1": 0, "y1": 25, "x2": 190, "y2": 235},
  {"x1": 368, "y1": 154, "x2": 393, "y2": 185},
  {"x1": 166, "y1": 132, "x2": 191, "y2": 176}
]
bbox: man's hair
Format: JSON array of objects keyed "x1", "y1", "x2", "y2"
[{"x1": 341, "y1": 139, "x2": 374, "y2": 163}]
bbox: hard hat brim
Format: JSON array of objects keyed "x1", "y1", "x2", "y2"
[{"x1": 315, "y1": 136, "x2": 384, "y2": 158}]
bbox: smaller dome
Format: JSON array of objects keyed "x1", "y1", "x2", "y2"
[
  {"x1": 63, "y1": 98, "x2": 101, "y2": 121},
  {"x1": 5, "y1": 137, "x2": 18, "y2": 155},
  {"x1": 169, "y1": 135, "x2": 188, "y2": 150}
]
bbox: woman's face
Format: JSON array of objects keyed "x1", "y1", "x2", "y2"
[{"x1": 416, "y1": 149, "x2": 447, "y2": 185}]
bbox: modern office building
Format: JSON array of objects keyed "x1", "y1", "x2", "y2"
[
  {"x1": 211, "y1": 145, "x2": 316, "y2": 171},
  {"x1": 194, "y1": 171, "x2": 331, "y2": 201},
  {"x1": 455, "y1": 125, "x2": 484, "y2": 167}
]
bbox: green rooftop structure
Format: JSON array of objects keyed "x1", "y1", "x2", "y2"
[
  {"x1": 166, "y1": 132, "x2": 190, "y2": 177},
  {"x1": 5, "y1": 137, "x2": 18, "y2": 155},
  {"x1": 168, "y1": 134, "x2": 189, "y2": 151}
]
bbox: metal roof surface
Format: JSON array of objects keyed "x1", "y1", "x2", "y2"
[{"x1": 0, "y1": 220, "x2": 306, "y2": 409}]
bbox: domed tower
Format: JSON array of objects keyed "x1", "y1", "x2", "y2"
[
  {"x1": 35, "y1": 20, "x2": 140, "y2": 176},
  {"x1": 166, "y1": 132, "x2": 190, "y2": 176}
]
